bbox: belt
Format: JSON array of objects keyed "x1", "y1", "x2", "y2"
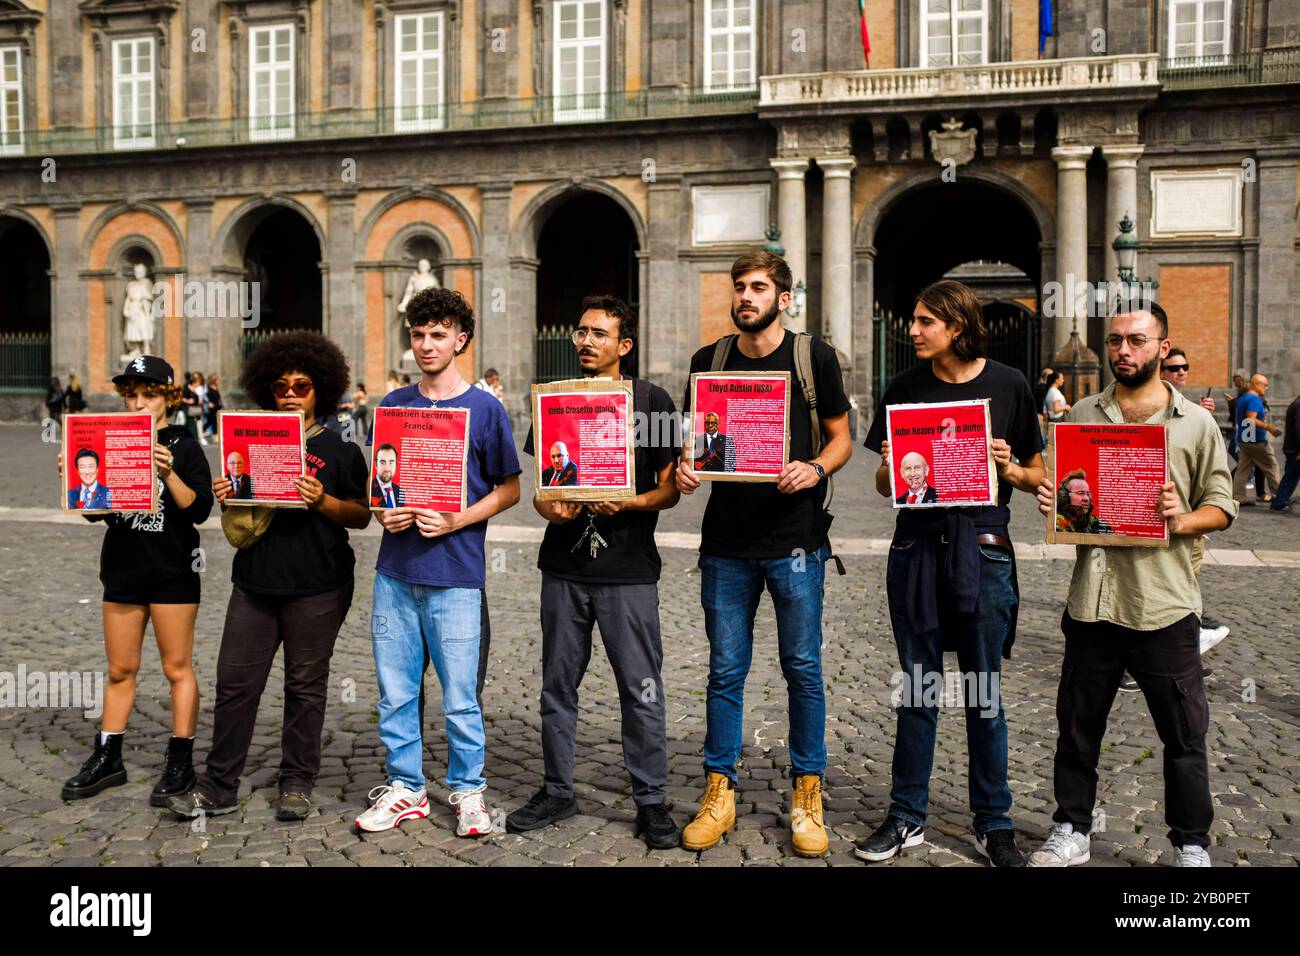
[{"x1": 976, "y1": 533, "x2": 1013, "y2": 553}]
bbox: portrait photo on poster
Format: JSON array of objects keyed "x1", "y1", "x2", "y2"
[
  {"x1": 685, "y1": 371, "x2": 790, "y2": 482},
  {"x1": 531, "y1": 378, "x2": 635, "y2": 502},
  {"x1": 885, "y1": 399, "x2": 998, "y2": 508},
  {"x1": 61, "y1": 412, "x2": 159, "y2": 514},
  {"x1": 368, "y1": 405, "x2": 470, "y2": 513},
  {"x1": 217, "y1": 410, "x2": 308, "y2": 508},
  {"x1": 1046, "y1": 422, "x2": 1170, "y2": 547}
]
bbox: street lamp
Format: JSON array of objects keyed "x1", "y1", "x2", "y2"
[{"x1": 1108, "y1": 213, "x2": 1158, "y2": 306}]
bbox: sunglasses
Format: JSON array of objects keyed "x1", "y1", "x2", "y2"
[
  {"x1": 272, "y1": 380, "x2": 314, "y2": 398},
  {"x1": 1162, "y1": 364, "x2": 1190, "y2": 373}
]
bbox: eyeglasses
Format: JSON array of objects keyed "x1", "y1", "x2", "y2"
[
  {"x1": 571, "y1": 329, "x2": 613, "y2": 346},
  {"x1": 1162, "y1": 364, "x2": 1190, "y2": 373},
  {"x1": 272, "y1": 380, "x2": 314, "y2": 398},
  {"x1": 1104, "y1": 334, "x2": 1159, "y2": 350}
]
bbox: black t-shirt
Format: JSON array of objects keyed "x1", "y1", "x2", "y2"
[
  {"x1": 524, "y1": 378, "x2": 680, "y2": 584},
  {"x1": 92, "y1": 425, "x2": 215, "y2": 595},
  {"x1": 688, "y1": 332, "x2": 852, "y2": 559},
  {"x1": 231, "y1": 427, "x2": 369, "y2": 596},
  {"x1": 863, "y1": 359, "x2": 1042, "y2": 519}
]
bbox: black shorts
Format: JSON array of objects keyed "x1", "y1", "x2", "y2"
[{"x1": 103, "y1": 574, "x2": 201, "y2": 606}]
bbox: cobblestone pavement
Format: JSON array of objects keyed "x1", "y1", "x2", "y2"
[{"x1": 1, "y1": 423, "x2": 1297, "y2": 867}]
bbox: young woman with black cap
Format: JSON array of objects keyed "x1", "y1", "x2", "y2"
[{"x1": 59, "y1": 355, "x2": 214, "y2": 805}]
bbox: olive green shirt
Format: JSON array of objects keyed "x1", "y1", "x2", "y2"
[{"x1": 1065, "y1": 381, "x2": 1237, "y2": 631}]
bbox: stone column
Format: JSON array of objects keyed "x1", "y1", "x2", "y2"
[
  {"x1": 818, "y1": 156, "x2": 856, "y2": 362},
  {"x1": 181, "y1": 198, "x2": 218, "y2": 382},
  {"x1": 770, "y1": 158, "x2": 809, "y2": 333},
  {"x1": 645, "y1": 176, "x2": 684, "y2": 390},
  {"x1": 324, "y1": 188, "x2": 360, "y2": 378},
  {"x1": 477, "y1": 182, "x2": 518, "y2": 408},
  {"x1": 1052, "y1": 145, "x2": 1093, "y2": 352},
  {"x1": 1101, "y1": 144, "x2": 1144, "y2": 286},
  {"x1": 1256, "y1": 157, "x2": 1298, "y2": 397},
  {"x1": 50, "y1": 202, "x2": 83, "y2": 390}
]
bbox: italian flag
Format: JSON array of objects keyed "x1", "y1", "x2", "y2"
[{"x1": 857, "y1": 0, "x2": 871, "y2": 67}]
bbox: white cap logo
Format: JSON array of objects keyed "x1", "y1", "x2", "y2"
[{"x1": 132, "y1": 357, "x2": 147, "y2": 373}]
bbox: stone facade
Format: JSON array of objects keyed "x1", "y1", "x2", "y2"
[{"x1": 0, "y1": 0, "x2": 1295, "y2": 419}]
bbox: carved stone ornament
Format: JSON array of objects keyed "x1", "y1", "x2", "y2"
[{"x1": 929, "y1": 117, "x2": 977, "y2": 167}]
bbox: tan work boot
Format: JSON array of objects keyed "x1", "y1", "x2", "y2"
[
  {"x1": 681, "y1": 772, "x2": 736, "y2": 851},
  {"x1": 790, "y1": 774, "x2": 829, "y2": 858}
]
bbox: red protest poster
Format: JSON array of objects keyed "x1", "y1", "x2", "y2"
[
  {"x1": 686, "y1": 372, "x2": 790, "y2": 482},
  {"x1": 886, "y1": 400, "x2": 997, "y2": 508},
  {"x1": 531, "y1": 379, "x2": 635, "y2": 501},
  {"x1": 1047, "y1": 422, "x2": 1169, "y2": 546},
  {"x1": 62, "y1": 412, "x2": 158, "y2": 514},
  {"x1": 218, "y1": 410, "x2": 307, "y2": 508},
  {"x1": 369, "y1": 405, "x2": 470, "y2": 513}
]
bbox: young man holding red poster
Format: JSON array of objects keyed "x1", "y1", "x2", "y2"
[
  {"x1": 676, "y1": 252, "x2": 853, "y2": 858},
  {"x1": 61, "y1": 356, "x2": 213, "y2": 807},
  {"x1": 860, "y1": 280, "x2": 1044, "y2": 868},
  {"x1": 356, "y1": 287, "x2": 521, "y2": 837},
  {"x1": 509, "y1": 295, "x2": 682, "y2": 849},
  {"x1": 1030, "y1": 303, "x2": 1236, "y2": 868}
]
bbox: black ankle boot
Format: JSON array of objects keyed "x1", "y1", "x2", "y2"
[
  {"x1": 61, "y1": 733, "x2": 127, "y2": 800},
  {"x1": 150, "y1": 736, "x2": 196, "y2": 807}
]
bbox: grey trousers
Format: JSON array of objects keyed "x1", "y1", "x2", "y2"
[{"x1": 540, "y1": 573, "x2": 668, "y2": 805}]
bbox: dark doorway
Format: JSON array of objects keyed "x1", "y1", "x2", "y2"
[
  {"x1": 0, "y1": 217, "x2": 50, "y2": 334},
  {"x1": 242, "y1": 208, "x2": 322, "y2": 334},
  {"x1": 535, "y1": 192, "x2": 639, "y2": 382}
]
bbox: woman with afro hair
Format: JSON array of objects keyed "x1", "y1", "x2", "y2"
[{"x1": 169, "y1": 331, "x2": 371, "y2": 823}]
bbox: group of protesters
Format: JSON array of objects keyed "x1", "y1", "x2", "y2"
[{"x1": 58, "y1": 249, "x2": 1269, "y2": 867}]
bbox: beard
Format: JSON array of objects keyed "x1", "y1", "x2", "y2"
[
  {"x1": 1060, "y1": 501, "x2": 1093, "y2": 523},
  {"x1": 731, "y1": 300, "x2": 782, "y2": 334},
  {"x1": 1111, "y1": 352, "x2": 1160, "y2": 387}
]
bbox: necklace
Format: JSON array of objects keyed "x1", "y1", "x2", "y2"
[{"x1": 420, "y1": 378, "x2": 466, "y2": 405}]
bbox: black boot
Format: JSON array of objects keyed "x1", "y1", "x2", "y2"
[
  {"x1": 61, "y1": 733, "x2": 127, "y2": 800},
  {"x1": 150, "y1": 736, "x2": 196, "y2": 807}
]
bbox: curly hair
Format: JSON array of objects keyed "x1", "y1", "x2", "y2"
[
  {"x1": 114, "y1": 378, "x2": 184, "y2": 413},
  {"x1": 240, "y1": 330, "x2": 351, "y2": 418},
  {"x1": 405, "y1": 287, "x2": 474, "y2": 355},
  {"x1": 1056, "y1": 468, "x2": 1089, "y2": 511}
]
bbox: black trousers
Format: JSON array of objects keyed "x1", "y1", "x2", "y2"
[
  {"x1": 1052, "y1": 610, "x2": 1212, "y2": 848},
  {"x1": 539, "y1": 574, "x2": 668, "y2": 805},
  {"x1": 200, "y1": 582, "x2": 352, "y2": 802}
]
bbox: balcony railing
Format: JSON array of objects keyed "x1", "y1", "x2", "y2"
[
  {"x1": 760, "y1": 54, "x2": 1162, "y2": 108},
  {"x1": 1161, "y1": 47, "x2": 1300, "y2": 90},
  {"x1": 0, "y1": 86, "x2": 758, "y2": 158}
]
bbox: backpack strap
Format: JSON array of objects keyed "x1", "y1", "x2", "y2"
[
  {"x1": 710, "y1": 335, "x2": 738, "y2": 372},
  {"x1": 632, "y1": 377, "x2": 651, "y2": 473},
  {"x1": 793, "y1": 333, "x2": 844, "y2": 575}
]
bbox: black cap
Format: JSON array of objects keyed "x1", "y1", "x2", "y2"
[{"x1": 112, "y1": 355, "x2": 175, "y2": 387}]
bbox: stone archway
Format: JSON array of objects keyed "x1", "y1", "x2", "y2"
[{"x1": 0, "y1": 212, "x2": 52, "y2": 399}]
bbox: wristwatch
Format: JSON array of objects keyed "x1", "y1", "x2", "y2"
[{"x1": 811, "y1": 462, "x2": 826, "y2": 482}]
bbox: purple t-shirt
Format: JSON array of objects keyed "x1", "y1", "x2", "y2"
[{"x1": 375, "y1": 383, "x2": 521, "y2": 589}]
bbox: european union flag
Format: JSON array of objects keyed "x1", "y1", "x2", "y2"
[{"x1": 1040, "y1": 0, "x2": 1054, "y2": 53}]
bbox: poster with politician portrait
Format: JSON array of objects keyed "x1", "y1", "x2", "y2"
[
  {"x1": 886, "y1": 400, "x2": 997, "y2": 508},
  {"x1": 62, "y1": 412, "x2": 159, "y2": 514},
  {"x1": 1046, "y1": 422, "x2": 1169, "y2": 547},
  {"x1": 685, "y1": 372, "x2": 790, "y2": 482},
  {"x1": 218, "y1": 411, "x2": 308, "y2": 508},
  {"x1": 531, "y1": 378, "x2": 635, "y2": 502},
  {"x1": 368, "y1": 405, "x2": 470, "y2": 513}
]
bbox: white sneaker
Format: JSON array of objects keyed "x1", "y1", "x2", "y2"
[
  {"x1": 1028, "y1": 822, "x2": 1091, "y2": 867},
  {"x1": 449, "y1": 788, "x2": 493, "y2": 837},
  {"x1": 354, "y1": 781, "x2": 429, "y2": 833},
  {"x1": 1174, "y1": 844, "x2": 1212, "y2": 867},
  {"x1": 1199, "y1": 625, "x2": 1230, "y2": 656}
]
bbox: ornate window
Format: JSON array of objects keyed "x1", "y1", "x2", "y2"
[
  {"x1": 394, "y1": 11, "x2": 444, "y2": 132},
  {"x1": 1168, "y1": 0, "x2": 1230, "y2": 61},
  {"x1": 704, "y1": 0, "x2": 756, "y2": 93},
  {"x1": 553, "y1": 0, "x2": 605, "y2": 121},
  {"x1": 249, "y1": 23, "x2": 294, "y2": 141},
  {"x1": 0, "y1": 45, "x2": 20, "y2": 153},
  {"x1": 920, "y1": 0, "x2": 987, "y2": 68},
  {"x1": 112, "y1": 36, "x2": 155, "y2": 148}
]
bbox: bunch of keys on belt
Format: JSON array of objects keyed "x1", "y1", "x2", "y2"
[{"x1": 571, "y1": 509, "x2": 608, "y2": 559}]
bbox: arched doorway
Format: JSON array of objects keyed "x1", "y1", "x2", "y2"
[
  {"x1": 241, "y1": 208, "x2": 323, "y2": 335},
  {"x1": 868, "y1": 180, "x2": 1044, "y2": 399},
  {"x1": 534, "y1": 191, "x2": 640, "y2": 382},
  {"x1": 0, "y1": 215, "x2": 51, "y2": 394}
]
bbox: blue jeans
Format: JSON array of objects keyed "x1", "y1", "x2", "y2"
[
  {"x1": 371, "y1": 572, "x2": 486, "y2": 793},
  {"x1": 1271, "y1": 452, "x2": 1299, "y2": 509},
  {"x1": 699, "y1": 545, "x2": 828, "y2": 781},
  {"x1": 885, "y1": 539, "x2": 1016, "y2": 834}
]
